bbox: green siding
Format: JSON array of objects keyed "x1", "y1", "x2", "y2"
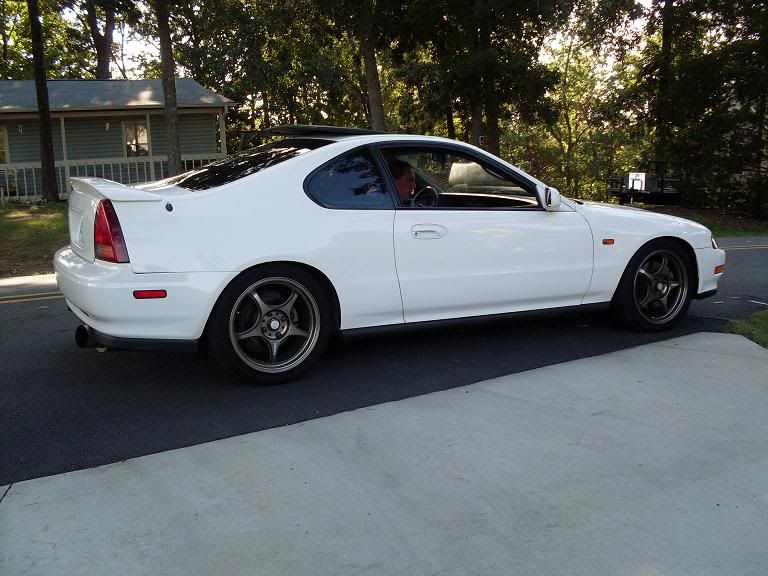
[
  {"x1": 150, "y1": 113, "x2": 217, "y2": 155},
  {"x1": 150, "y1": 114, "x2": 166, "y2": 155},
  {"x1": 1, "y1": 119, "x2": 65, "y2": 162},
  {"x1": 180, "y1": 114, "x2": 217, "y2": 154},
  {"x1": 65, "y1": 116, "x2": 127, "y2": 160},
  {"x1": 1, "y1": 113, "x2": 218, "y2": 163}
]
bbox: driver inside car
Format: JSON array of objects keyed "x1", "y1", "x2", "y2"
[
  {"x1": 387, "y1": 157, "x2": 438, "y2": 207},
  {"x1": 388, "y1": 157, "x2": 416, "y2": 205}
]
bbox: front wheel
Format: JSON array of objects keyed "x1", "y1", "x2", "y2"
[
  {"x1": 612, "y1": 240, "x2": 694, "y2": 332},
  {"x1": 208, "y1": 265, "x2": 333, "y2": 383}
]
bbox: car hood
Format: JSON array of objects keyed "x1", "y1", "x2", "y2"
[{"x1": 571, "y1": 199, "x2": 705, "y2": 226}]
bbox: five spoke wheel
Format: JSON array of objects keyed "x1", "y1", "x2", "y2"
[
  {"x1": 633, "y1": 249, "x2": 688, "y2": 325},
  {"x1": 209, "y1": 266, "x2": 332, "y2": 383},
  {"x1": 230, "y1": 278, "x2": 320, "y2": 372},
  {"x1": 613, "y1": 240, "x2": 694, "y2": 332}
]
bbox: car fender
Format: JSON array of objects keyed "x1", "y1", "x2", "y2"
[{"x1": 572, "y1": 201, "x2": 712, "y2": 304}]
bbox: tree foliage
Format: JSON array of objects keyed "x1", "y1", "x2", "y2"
[
  {"x1": 635, "y1": 0, "x2": 768, "y2": 213},
  {"x1": 1, "y1": 0, "x2": 766, "y2": 214},
  {"x1": 2, "y1": 0, "x2": 93, "y2": 78}
]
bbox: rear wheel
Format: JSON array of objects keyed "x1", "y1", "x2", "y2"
[
  {"x1": 612, "y1": 239, "x2": 694, "y2": 332},
  {"x1": 208, "y1": 265, "x2": 332, "y2": 383}
]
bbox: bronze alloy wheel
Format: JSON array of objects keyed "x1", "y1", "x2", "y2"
[
  {"x1": 228, "y1": 277, "x2": 321, "y2": 374},
  {"x1": 612, "y1": 239, "x2": 695, "y2": 332},
  {"x1": 632, "y1": 248, "x2": 689, "y2": 325}
]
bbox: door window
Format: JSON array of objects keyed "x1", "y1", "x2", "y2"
[{"x1": 381, "y1": 147, "x2": 538, "y2": 209}]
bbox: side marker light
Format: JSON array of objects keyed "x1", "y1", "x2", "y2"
[
  {"x1": 133, "y1": 290, "x2": 167, "y2": 299},
  {"x1": 602, "y1": 239, "x2": 615, "y2": 245},
  {"x1": 714, "y1": 265, "x2": 724, "y2": 274}
]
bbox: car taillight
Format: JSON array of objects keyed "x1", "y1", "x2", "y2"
[{"x1": 94, "y1": 199, "x2": 130, "y2": 263}]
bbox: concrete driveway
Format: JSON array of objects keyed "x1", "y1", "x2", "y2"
[{"x1": 2, "y1": 332, "x2": 767, "y2": 576}]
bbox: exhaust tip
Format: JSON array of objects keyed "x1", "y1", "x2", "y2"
[{"x1": 75, "y1": 324, "x2": 96, "y2": 348}]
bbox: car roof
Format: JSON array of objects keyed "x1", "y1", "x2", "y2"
[
  {"x1": 262, "y1": 125, "x2": 548, "y2": 189},
  {"x1": 262, "y1": 125, "x2": 386, "y2": 137},
  {"x1": 263, "y1": 124, "x2": 456, "y2": 146}
]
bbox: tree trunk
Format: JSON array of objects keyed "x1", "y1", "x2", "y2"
[
  {"x1": 471, "y1": 101, "x2": 483, "y2": 146},
  {"x1": 485, "y1": 97, "x2": 500, "y2": 156},
  {"x1": 85, "y1": 0, "x2": 115, "y2": 79},
  {"x1": 287, "y1": 92, "x2": 298, "y2": 125},
  {"x1": 27, "y1": 0, "x2": 58, "y2": 201},
  {"x1": 756, "y1": 91, "x2": 766, "y2": 177},
  {"x1": 154, "y1": 0, "x2": 182, "y2": 176},
  {"x1": 655, "y1": 0, "x2": 674, "y2": 162},
  {"x1": 445, "y1": 105, "x2": 455, "y2": 140},
  {"x1": 359, "y1": 8, "x2": 386, "y2": 131},
  {"x1": 755, "y1": 90, "x2": 766, "y2": 215},
  {"x1": 1, "y1": 0, "x2": 9, "y2": 78},
  {"x1": 261, "y1": 91, "x2": 270, "y2": 128},
  {"x1": 470, "y1": 3, "x2": 488, "y2": 147}
]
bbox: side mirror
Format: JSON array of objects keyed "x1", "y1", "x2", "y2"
[{"x1": 538, "y1": 184, "x2": 561, "y2": 211}]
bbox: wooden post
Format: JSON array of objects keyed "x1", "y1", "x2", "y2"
[
  {"x1": 59, "y1": 116, "x2": 70, "y2": 194},
  {"x1": 146, "y1": 113, "x2": 155, "y2": 180},
  {"x1": 220, "y1": 107, "x2": 228, "y2": 155}
]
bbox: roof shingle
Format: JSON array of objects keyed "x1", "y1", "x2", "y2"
[{"x1": 0, "y1": 79, "x2": 235, "y2": 113}]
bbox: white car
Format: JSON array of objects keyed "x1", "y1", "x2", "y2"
[{"x1": 55, "y1": 125, "x2": 726, "y2": 383}]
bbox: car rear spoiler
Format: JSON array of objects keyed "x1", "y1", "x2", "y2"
[{"x1": 70, "y1": 177, "x2": 163, "y2": 203}]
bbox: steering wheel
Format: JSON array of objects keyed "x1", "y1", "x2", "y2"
[{"x1": 411, "y1": 186, "x2": 439, "y2": 208}]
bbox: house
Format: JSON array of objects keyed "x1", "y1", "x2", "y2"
[{"x1": 0, "y1": 79, "x2": 235, "y2": 202}]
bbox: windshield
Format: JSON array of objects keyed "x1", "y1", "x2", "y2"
[{"x1": 167, "y1": 138, "x2": 332, "y2": 191}]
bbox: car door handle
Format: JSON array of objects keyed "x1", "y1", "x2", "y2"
[{"x1": 411, "y1": 224, "x2": 447, "y2": 239}]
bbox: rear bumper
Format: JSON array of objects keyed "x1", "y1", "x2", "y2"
[
  {"x1": 86, "y1": 325, "x2": 200, "y2": 352},
  {"x1": 55, "y1": 247, "x2": 231, "y2": 340}
]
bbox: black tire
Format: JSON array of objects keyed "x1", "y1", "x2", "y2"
[
  {"x1": 612, "y1": 239, "x2": 695, "y2": 332},
  {"x1": 208, "y1": 264, "x2": 333, "y2": 383}
]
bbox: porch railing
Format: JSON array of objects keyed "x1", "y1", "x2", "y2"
[{"x1": 0, "y1": 153, "x2": 226, "y2": 204}]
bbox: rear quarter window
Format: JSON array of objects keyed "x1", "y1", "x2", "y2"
[
  {"x1": 167, "y1": 138, "x2": 331, "y2": 191},
  {"x1": 305, "y1": 150, "x2": 394, "y2": 209}
]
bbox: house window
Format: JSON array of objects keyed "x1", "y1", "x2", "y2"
[
  {"x1": 124, "y1": 121, "x2": 149, "y2": 157},
  {"x1": 0, "y1": 127, "x2": 9, "y2": 164}
]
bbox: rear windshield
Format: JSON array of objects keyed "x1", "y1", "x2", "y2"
[{"x1": 167, "y1": 138, "x2": 332, "y2": 190}]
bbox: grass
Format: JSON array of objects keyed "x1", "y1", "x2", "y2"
[
  {"x1": 0, "y1": 202, "x2": 69, "y2": 278},
  {"x1": 726, "y1": 310, "x2": 768, "y2": 349}
]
